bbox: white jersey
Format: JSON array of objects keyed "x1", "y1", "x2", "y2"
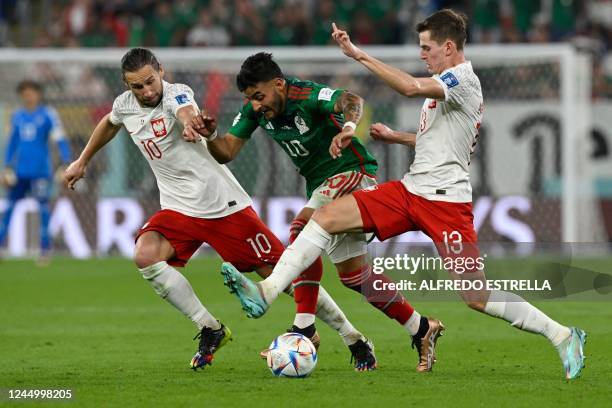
[
  {"x1": 402, "y1": 61, "x2": 484, "y2": 203},
  {"x1": 109, "y1": 81, "x2": 251, "y2": 218}
]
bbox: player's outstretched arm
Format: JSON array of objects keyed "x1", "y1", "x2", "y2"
[
  {"x1": 370, "y1": 123, "x2": 416, "y2": 147},
  {"x1": 331, "y1": 23, "x2": 444, "y2": 100},
  {"x1": 190, "y1": 112, "x2": 247, "y2": 164},
  {"x1": 64, "y1": 113, "x2": 121, "y2": 190}
]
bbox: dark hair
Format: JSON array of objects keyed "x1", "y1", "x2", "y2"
[
  {"x1": 416, "y1": 9, "x2": 468, "y2": 51},
  {"x1": 121, "y1": 48, "x2": 161, "y2": 76},
  {"x1": 236, "y1": 52, "x2": 283, "y2": 92},
  {"x1": 16, "y1": 79, "x2": 42, "y2": 94}
]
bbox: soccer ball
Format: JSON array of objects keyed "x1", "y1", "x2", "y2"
[{"x1": 266, "y1": 332, "x2": 318, "y2": 378}]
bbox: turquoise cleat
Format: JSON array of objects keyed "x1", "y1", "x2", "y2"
[
  {"x1": 221, "y1": 262, "x2": 269, "y2": 318},
  {"x1": 561, "y1": 327, "x2": 587, "y2": 380}
]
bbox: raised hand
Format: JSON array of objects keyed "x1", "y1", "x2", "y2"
[{"x1": 331, "y1": 22, "x2": 365, "y2": 61}]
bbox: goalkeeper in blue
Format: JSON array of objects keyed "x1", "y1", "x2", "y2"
[{"x1": 0, "y1": 80, "x2": 72, "y2": 260}]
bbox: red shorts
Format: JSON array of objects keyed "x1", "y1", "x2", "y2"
[
  {"x1": 136, "y1": 206, "x2": 284, "y2": 270},
  {"x1": 353, "y1": 180, "x2": 478, "y2": 259}
]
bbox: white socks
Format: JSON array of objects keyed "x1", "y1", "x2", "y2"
[
  {"x1": 261, "y1": 221, "x2": 331, "y2": 303},
  {"x1": 484, "y1": 290, "x2": 571, "y2": 348},
  {"x1": 139, "y1": 261, "x2": 220, "y2": 330},
  {"x1": 315, "y1": 286, "x2": 364, "y2": 345},
  {"x1": 404, "y1": 310, "x2": 422, "y2": 336}
]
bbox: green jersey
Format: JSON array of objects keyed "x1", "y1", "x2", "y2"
[{"x1": 229, "y1": 77, "x2": 378, "y2": 198}]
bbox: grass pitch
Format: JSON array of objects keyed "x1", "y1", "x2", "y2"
[{"x1": 1, "y1": 257, "x2": 611, "y2": 407}]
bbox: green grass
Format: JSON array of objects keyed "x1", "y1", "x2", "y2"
[{"x1": 1, "y1": 258, "x2": 611, "y2": 407}]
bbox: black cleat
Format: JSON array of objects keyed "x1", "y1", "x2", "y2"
[
  {"x1": 348, "y1": 339, "x2": 377, "y2": 372},
  {"x1": 190, "y1": 323, "x2": 232, "y2": 370}
]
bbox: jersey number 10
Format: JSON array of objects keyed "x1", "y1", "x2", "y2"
[{"x1": 141, "y1": 140, "x2": 162, "y2": 160}]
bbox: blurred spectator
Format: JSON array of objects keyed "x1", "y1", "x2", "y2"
[
  {"x1": 230, "y1": 0, "x2": 265, "y2": 45},
  {"x1": 311, "y1": 0, "x2": 336, "y2": 45},
  {"x1": 186, "y1": 8, "x2": 230, "y2": 47},
  {"x1": 149, "y1": 1, "x2": 179, "y2": 47}
]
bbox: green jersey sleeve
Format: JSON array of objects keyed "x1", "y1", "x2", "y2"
[
  {"x1": 228, "y1": 102, "x2": 259, "y2": 139},
  {"x1": 307, "y1": 83, "x2": 344, "y2": 115}
]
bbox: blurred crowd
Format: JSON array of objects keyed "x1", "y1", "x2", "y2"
[
  {"x1": 1, "y1": 0, "x2": 612, "y2": 98},
  {"x1": 0, "y1": 0, "x2": 610, "y2": 49}
]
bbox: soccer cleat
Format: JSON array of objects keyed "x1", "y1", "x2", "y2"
[
  {"x1": 348, "y1": 339, "x2": 377, "y2": 372},
  {"x1": 190, "y1": 323, "x2": 232, "y2": 370},
  {"x1": 221, "y1": 262, "x2": 269, "y2": 318},
  {"x1": 560, "y1": 327, "x2": 587, "y2": 380},
  {"x1": 412, "y1": 318, "x2": 444, "y2": 372},
  {"x1": 260, "y1": 325, "x2": 321, "y2": 359}
]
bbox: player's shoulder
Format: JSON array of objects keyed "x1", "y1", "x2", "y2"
[
  {"x1": 286, "y1": 76, "x2": 339, "y2": 105},
  {"x1": 112, "y1": 89, "x2": 138, "y2": 112},
  {"x1": 440, "y1": 61, "x2": 480, "y2": 91},
  {"x1": 286, "y1": 76, "x2": 318, "y2": 101},
  {"x1": 163, "y1": 81, "x2": 194, "y2": 97}
]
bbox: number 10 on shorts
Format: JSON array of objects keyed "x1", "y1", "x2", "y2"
[{"x1": 247, "y1": 233, "x2": 272, "y2": 259}]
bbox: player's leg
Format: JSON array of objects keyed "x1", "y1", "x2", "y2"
[
  {"x1": 420, "y1": 196, "x2": 585, "y2": 379},
  {"x1": 0, "y1": 178, "x2": 28, "y2": 248},
  {"x1": 134, "y1": 211, "x2": 230, "y2": 370},
  {"x1": 328, "y1": 181, "x2": 443, "y2": 371}
]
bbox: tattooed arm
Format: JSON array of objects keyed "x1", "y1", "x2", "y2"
[{"x1": 329, "y1": 91, "x2": 364, "y2": 159}]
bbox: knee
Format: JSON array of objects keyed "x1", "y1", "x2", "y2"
[
  {"x1": 311, "y1": 207, "x2": 334, "y2": 232},
  {"x1": 134, "y1": 240, "x2": 162, "y2": 269}
]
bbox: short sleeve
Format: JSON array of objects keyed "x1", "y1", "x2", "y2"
[
  {"x1": 109, "y1": 94, "x2": 125, "y2": 125},
  {"x1": 228, "y1": 103, "x2": 259, "y2": 139},
  {"x1": 433, "y1": 65, "x2": 474, "y2": 105},
  {"x1": 164, "y1": 83, "x2": 198, "y2": 116},
  {"x1": 309, "y1": 82, "x2": 343, "y2": 114}
]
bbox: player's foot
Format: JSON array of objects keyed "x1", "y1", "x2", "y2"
[
  {"x1": 190, "y1": 323, "x2": 232, "y2": 370},
  {"x1": 260, "y1": 324, "x2": 321, "y2": 359},
  {"x1": 348, "y1": 339, "x2": 377, "y2": 372},
  {"x1": 559, "y1": 327, "x2": 586, "y2": 379},
  {"x1": 221, "y1": 262, "x2": 268, "y2": 318},
  {"x1": 411, "y1": 317, "x2": 444, "y2": 372}
]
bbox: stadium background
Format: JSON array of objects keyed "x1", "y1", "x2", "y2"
[
  {"x1": 1, "y1": 1, "x2": 611, "y2": 407},
  {"x1": 0, "y1": 0, "x2": 611, "y2": 257}
]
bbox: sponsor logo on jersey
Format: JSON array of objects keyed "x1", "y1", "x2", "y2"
[
  {"x1": 294, "y1": 114, "x2": 309, "y2": 135},
  {"x1": 318, "y1": 87, "x2": 335, "y2": 101},
  {"x1": 232, "y1": 112, "x2": 242, "y2": 127},
  {"x1": 151, "y1": 117, "x2": 167, "y2": 137},
  {"x1": 440, "y1": 72, "x2": 459, "y2": 88},
  {"x1": 175, "y1": 94, "x2": 189, "y2": 105},
  {"x1": 265, "y1": 122, "x2": 274, "y2": 130}
]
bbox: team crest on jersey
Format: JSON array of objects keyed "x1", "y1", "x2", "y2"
[
  {"x1": 427, "y1": 100, "x2": 437, "y2": 109},
  {"x1": 294, "y1": 114, "x2": 309, "y2": 135},
  {"x1": 151, "y1": 117, "x2": 167, "y2": 137}
]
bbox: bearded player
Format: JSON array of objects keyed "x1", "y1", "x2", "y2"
[
  {"x1": 64, "y1": 48, "x2": 375, "y2": 372},
  {"x1": 191, "y1": 52, "x2": 443, "y2": 372}
]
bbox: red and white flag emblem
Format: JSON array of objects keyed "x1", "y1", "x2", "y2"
[{"x1": 151, "y1": 118, "x2": 167, "y2": 137}]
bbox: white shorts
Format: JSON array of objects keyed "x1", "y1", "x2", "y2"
[{"x1": 306, "y1": 171, "x2": 376, "y2": 264}]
